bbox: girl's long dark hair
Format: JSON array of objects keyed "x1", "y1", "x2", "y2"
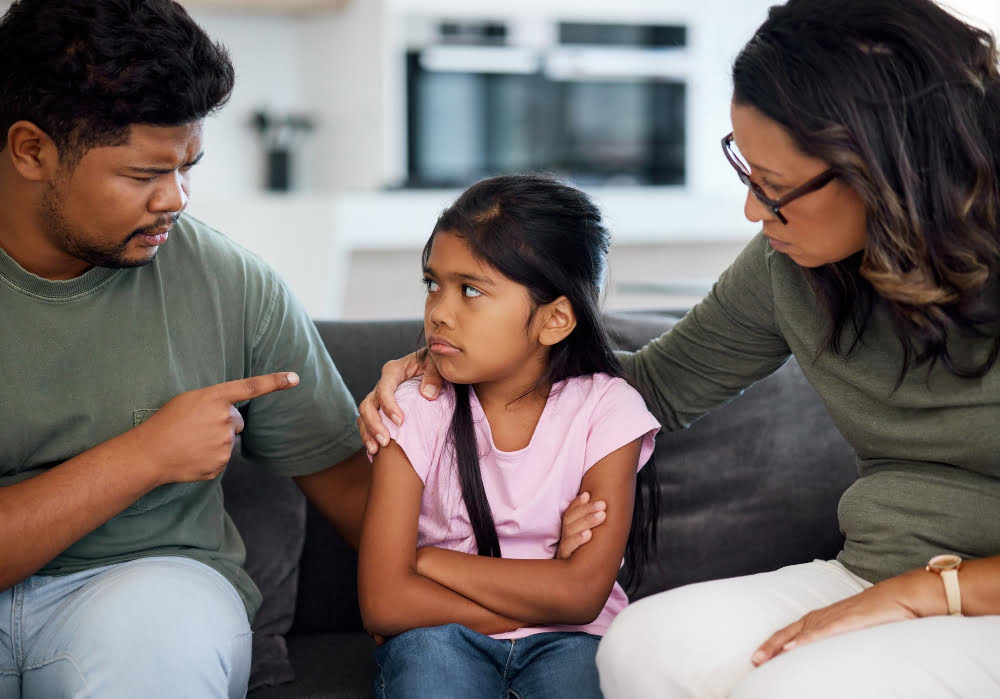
[
  {"x1": 733, "y1": 0, "x2": 1000, "y2": 384},
  {"x1": 423, "y1": 173, "x2": 659, "y2": 592}
]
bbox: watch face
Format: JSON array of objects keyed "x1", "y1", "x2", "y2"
[{"x1": 929, "y1": 554, "x2": 962, "y2": 571}]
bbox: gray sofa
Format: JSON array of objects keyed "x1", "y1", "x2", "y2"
[{"x1": 223, "y1": 311, "x2": 858, "y2": 698}]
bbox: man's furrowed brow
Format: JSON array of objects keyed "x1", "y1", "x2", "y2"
[{"x1": 129, "y1": 151, "x2": 205, "y2": 175}]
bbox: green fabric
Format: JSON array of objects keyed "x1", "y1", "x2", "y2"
[
  {"x1": 0, "y1": 215, "x2": 362, "y2": 620},
  {"x1": 620, "y1": 233, "x2": 999, "y2": 583}
]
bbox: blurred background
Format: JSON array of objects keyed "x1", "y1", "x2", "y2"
[{"x1": 13, "y1": 0, "x2": 1000, "y2": 319}]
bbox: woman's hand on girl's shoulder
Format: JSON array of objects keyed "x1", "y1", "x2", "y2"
[
  {"x1": 556, "y1": 491, "x2": 608, "y2": 560},
  {"x1": 357, "y1": 350, "x2": 444, "y2": 455}
]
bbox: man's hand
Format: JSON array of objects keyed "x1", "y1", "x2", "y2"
[
  {"x1": 0, "y1": 371, "x2": 300, "y2": 590},
  {"x1": 556, "y1": 492, "x2": 607, "y2": 560},
  {"x1": 133, "y1": 372, "x2": 300, "y2": 486},
  {"x1": 357, "y1": 351, "x2": 443, "y2": 455}
]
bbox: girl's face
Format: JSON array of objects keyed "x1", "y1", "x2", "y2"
[
  {"x1": 730, "y1": 101, "x2": 868, "y2": 267},
  {"x1": 423, "y1": 231, "x2": 550, "y2": 396}
]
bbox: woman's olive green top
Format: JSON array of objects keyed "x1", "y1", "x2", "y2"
[{"x1": 619, "y1": 233, "x2": 999, "y2": 583}]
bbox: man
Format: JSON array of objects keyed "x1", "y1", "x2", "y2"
[{"x1": 0, "y1": 1, "x2": 370, "y2": 696}]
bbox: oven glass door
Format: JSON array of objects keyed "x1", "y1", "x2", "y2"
[{"x1": 407, "y1": 52, "x2": 685, "y2": 188}]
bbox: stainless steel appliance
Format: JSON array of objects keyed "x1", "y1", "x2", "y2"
[{"x1": 405, "y1": 17, "x2": 688, "y2": 188}]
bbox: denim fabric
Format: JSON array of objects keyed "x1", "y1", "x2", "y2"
[
  {"x1": 0, "y1": 556, "x2": 251, "y2": 699},
  {"x1": 374, "y1": 623, "x2": 601, "y2": 699}
]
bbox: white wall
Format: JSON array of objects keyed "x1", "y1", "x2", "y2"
[
  {"x1": 189, "y1": 2, "x2": 384, "y2": 194},
  {"x1": 945, "y1": 0, "x2": 1000, "y2": 33},
  {"x1": 187, "y1": 13, "x2": 309, "y2": 195}
]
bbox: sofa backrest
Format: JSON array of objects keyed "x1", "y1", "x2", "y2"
[{"x1": 269, "y1": 312, "x2": 857, "y2": 634}]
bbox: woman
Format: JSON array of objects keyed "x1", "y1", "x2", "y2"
[{"x1": 358, "y1": 0, "x2": 1000, "y2": 695}]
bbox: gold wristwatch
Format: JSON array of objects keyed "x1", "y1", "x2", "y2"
[{"x1": 925, "y1": 554, "x2": 963, "y2": 616}]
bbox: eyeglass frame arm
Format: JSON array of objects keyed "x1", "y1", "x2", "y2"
[{"x1": 722, "y1": 132, "x2": 837, "y2": 225}]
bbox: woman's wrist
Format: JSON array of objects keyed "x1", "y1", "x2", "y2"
[{"x1": 898, "y1": 567, "x2": 951, "y2": 617}]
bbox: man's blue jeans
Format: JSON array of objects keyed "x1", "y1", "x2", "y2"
[
  {"x1": 374, "y1": 623, "x2": 602, "y2": 698},
  {"x1": 0, "y1": 556, "x2": 252, "y2": 699}
]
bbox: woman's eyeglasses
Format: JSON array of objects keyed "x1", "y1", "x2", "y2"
[{"x1": 722, "y1": 132, "x2": 837, "y2": 224}]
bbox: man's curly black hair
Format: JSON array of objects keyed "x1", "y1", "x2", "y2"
[{"x1": 0, "y1": 0, "x2": 235, "y2": 162}]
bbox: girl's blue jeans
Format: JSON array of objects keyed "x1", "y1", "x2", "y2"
[
  {"x1": 0, "y1": 556, "x2": 252, "y2": 699},
  {"x1": 374, "y1": 623, "x2": 602, "y2": 699}
]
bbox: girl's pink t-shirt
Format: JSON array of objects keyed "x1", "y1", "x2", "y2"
[{"x1": 376, "y1": 373, "x2": 660, "y2": 639}]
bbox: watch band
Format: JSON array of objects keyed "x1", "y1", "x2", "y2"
[
  {"x1": 939, "y1": 567, "x2": 962, "y2": 616},
  {"x1": 926, "y1": 554, "x2": 963, "y2": 616}
]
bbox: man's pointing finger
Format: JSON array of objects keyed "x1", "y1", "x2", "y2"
[{"x1": 213, "y1": 372, "x2": 300, "y2": 403}]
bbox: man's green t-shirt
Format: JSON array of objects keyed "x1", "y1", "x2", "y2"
[
  {"x1": 0, "y1": 215, "x2": 362, "y2": 619},
  {"x1": 621, "y1": 233, "x2": 999, "y2": 583}
]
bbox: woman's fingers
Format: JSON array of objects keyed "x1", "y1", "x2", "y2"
[
  {"x1": 359, "y1": 353, "x2": 430, "y2": 454},
  {"x1": 752, "y1": 618, "x2": 803, "y2": 665},
  {"x1": 418, "y1": 354, "x2": 444, "y2": 401}
]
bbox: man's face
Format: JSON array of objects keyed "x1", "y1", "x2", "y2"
[{"x1": 40, "y1": 122, "x2": 204, "y2": 278}]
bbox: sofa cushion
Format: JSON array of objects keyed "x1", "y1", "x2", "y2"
[
  {"x1": 286, "y1": 320, "x2": 430, "y2": 636},
  {"x1": 223, "y1": 443, "x2": 307, "y2": 690},
  {"x1": 247, "y1": 633, "x2": 377, "y2": 698}
]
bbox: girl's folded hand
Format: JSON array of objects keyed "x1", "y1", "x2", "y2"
[{"x1": 556, "y1": 492, "x2": 608, "y2": 560}]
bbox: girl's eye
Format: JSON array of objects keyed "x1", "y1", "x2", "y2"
[
  {"x1": 422, "y1": 278, "x2": 439, "y2": 293},
  {"x1": 462, "y1": 284, "x2": 482, "y2": 298}
]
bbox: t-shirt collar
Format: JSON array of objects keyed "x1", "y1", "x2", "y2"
[{"x1": 0, "y1": 245, "x2": 122, "y2": 301}]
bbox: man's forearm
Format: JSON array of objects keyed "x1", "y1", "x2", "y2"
[{"x1": 0, "y1": 430, "x2": 160, "y2": 590}]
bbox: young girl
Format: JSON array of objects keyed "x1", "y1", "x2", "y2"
[{"x1": 358, "y1": 174, "x2": 660, "y2": 698}]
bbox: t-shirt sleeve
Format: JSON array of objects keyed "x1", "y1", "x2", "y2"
[
  {"x1": 369, "y1": 380, "x2": 451, "y2": 484},
  {"x1": 238, "y1": 269, "x2": 362, "y2": 477},
  {"x1": 617, "y1": 232, "x2": 792, "y2": 432},
  {"x1": 585, "y1": 377, "x2": 660, "y2": 473}
]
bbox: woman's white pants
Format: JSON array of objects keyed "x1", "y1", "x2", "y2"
[{"x1": 596, "y1": 560, "x2": 1000, "y2": 698}]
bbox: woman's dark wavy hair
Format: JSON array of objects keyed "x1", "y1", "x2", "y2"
[
  {"x1": 733, "y1": 0, "x2": 1000, "y2": 383},
  {"x1": 422, "y1": 173, "x2": 659, "y2": 592},
  {"x1": 0, "y1": 0, "x2": 234, "y2": 164}
]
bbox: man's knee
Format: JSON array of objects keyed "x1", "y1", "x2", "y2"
[{"x1": 30, "y1": 557, "x2": 251, "y2": 699}]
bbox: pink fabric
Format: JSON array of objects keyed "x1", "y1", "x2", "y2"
[{"x1": 376, "y1": 373, "x2": 660, "y2": 639}]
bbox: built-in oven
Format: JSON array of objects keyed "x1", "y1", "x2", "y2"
[{"x1": 404, "y1": 17, "x2": 688, "y2": 188}]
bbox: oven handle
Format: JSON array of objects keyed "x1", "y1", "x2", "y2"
[
  {"x1": 419, "y1": 45, "x2": 540, "y2": 75},
  {"x1": 545, "y1": 46, "x2": 689, "y2": 81}
]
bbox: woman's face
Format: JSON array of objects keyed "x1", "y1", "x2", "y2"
[{"x1": 730, "y1": 101, "x2": 868, "y2": 267}]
